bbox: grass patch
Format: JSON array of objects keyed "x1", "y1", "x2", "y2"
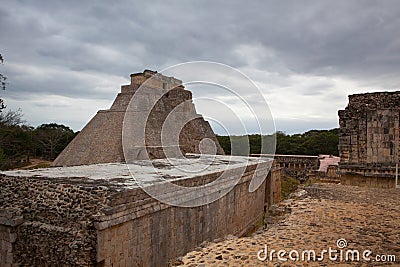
[
  {"x1": 27, "y1": 163, "x2": 52, "y2": 169},
  {"x1": 281, "y1": 175, "x2": 300, "y2": 199},
  {"x1": 303, "y1": 176, "x2": 318, "y2": 187}
]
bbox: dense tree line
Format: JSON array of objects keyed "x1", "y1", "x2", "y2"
[
  {"x1": 0, "y1": 110, "x2": 76, "y2": 170},
  {"x1": 217, "y1": 128, "x2": 339, "y2": 156}
]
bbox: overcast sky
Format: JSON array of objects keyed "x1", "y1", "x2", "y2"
[{"x1": 1, "y1": 0, "x2": 400, "y2": 134}]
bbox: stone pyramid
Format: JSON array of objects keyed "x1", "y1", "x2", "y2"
[{"x1": 52, "y1": 70, "x2": 224, "y2": 167}]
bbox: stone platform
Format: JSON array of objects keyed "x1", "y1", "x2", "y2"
[{"x1": 0, "y1": 155, "x2": 279, "y2": 266}]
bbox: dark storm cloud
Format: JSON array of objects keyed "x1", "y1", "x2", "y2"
[
  {"x1": 3, "y1": 0, "x2": 400, "y2": 87},
  {"x1": 1, "y1": 0, "x2": 400, "y2": 131}
]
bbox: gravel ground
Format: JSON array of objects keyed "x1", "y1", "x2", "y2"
[{"x1": 176, "y1": 183, "x2": 400, "y2": 266}]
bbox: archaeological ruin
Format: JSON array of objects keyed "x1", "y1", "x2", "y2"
[
  {"x1": 0, "y1": 70, "x2": 281, "y2": 266},
  {"x1": 252, "y1": 154, "x2": 319, "y2": 182},
  {"x1": 53, "y1": 70, "x2": 224, "y2": 166},
  {"x1": 338, "y1": 91, "x2": 400, "y2": 188}
]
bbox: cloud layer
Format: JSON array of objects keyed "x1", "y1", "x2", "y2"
[{"x1": 1, "y1": 0, "x2": 400, "y2": 134}]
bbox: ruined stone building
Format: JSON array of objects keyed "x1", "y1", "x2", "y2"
[
  {"x1": 338, "y1": 91, "x2": 400, "y2": 187},
  {"x1": 317, "y1": 155, "x2": 340, "y2": 181},
  {"x1": 0, "y1": 70, "x2": 281, "y2": 266},
  {"x1": 53, "y1": 70, "x2": 224, "y2": 166},
  {"x1": 252, "y1": 154, "x2": 319, "y2": 182}
]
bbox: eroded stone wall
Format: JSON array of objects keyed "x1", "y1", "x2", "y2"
[
  {"x1": 0, "y1": 222, "x2": 17, "y2": 267},
  {"x1": 264, "y1": 164, "x2": 282, "y2": 209},
  {"x1": 0, "y1": 175, "x2": 112, "y2": 266},
  {"x1": 340, "y1": 173, "x2": 395, "y2": 188},
  {"x1": 338, "y1": 91, "x2": 400, "y2": 184},
  {"x1": 95, "y1": 172, "x2": 266, "y2": 266},
  {"x1": 253, "y1": 154, "x2": 319, "y2": 182}
]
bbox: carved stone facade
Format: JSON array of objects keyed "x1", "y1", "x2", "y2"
[
  {"x1": 338, "y1": 91, "x2": 400, "y2": 187},
  {"x1": 53, "y1": 70, "x2": 224, "y2": 166},
  {"x1": 253, "y1": 154, "x2": 319, "y2": 182}
]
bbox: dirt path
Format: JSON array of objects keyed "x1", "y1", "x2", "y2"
[{"x1": 178, "y1": 184, "x2": 400, "y2": 266}]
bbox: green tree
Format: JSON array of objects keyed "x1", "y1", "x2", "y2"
[
  {"x1": 216, "y1": 128, "x2": 339, "y2": 156},
  {"x1": 0, "y1": 108, "x2": 77, "y2": 169},
  {"x1": 302, "y1": 131, "x2": 339, "y2": 155},
  {"x1": 35, "y1": 123, "x2": 76, "y2": 160},
  {"x1": 0, "y1": 123, "x2": 34, "y2": 169},
  {"x1": 0, "y1": 108, "x2": 25, "y2": 126},
  {"x1": 216, "y1": 135, "x2": 231, "y2": 154}
]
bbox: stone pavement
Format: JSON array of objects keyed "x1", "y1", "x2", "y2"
[{"x1": 177, "y1": 184, "x2": 400, "y2": 266}]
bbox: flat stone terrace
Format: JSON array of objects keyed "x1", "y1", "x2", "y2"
[
  {"x1": 9, "y1": 154, "x2": 261, "y2": 180},
  {"x1": 0, "y1": 155, "x2": 272, "y2": 266}
]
